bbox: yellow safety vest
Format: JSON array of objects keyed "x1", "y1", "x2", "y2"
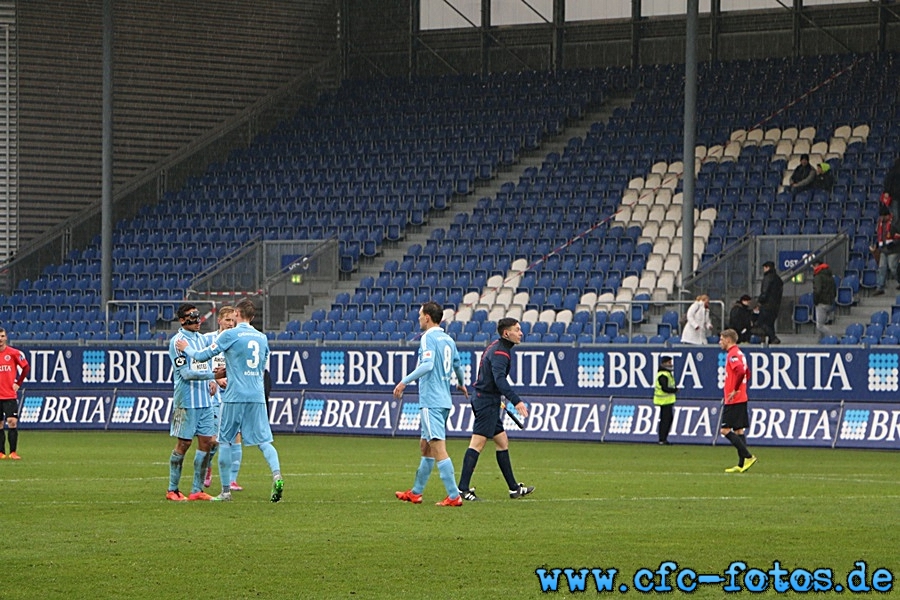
[{"x1": 653, "y1": 369, "x2": 676, "y2": 406}]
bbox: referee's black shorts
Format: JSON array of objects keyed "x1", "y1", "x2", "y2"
[{"x1": 471, "y1": 394, "x2": 504, "y2": 438}]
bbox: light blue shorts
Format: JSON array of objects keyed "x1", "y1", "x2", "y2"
[
  {"x1": 170, "y1": 405, "x2": 217, "y2": 439},
  {"x1": 420, "y1": 406, "x2": 450, "y2": 441},
  {"x1": 219, "y1": 403, "x2": 273, "y2": 446}
]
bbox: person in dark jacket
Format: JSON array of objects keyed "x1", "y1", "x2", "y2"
[
  {"x1": 456, "y1": 317, "x2": 533, "y2": 501},
  {"x1": 811, "y1": 259, "x2": 836, "y2": 339},
  {"x1": 756, "y1": 261, "x2": 783, "y2": 344},
  {"x1": 811, "y1": 162, "x2": 834, "y2": 191},
  {"x1": 728, "y1": 295, "x2": 755, "y2": 343},
  {"x1": 789, "y1": 154, "x2": 815, "y2": 194},
  {"x1": 873, "y1": 157, "x2": 900, "y2": 295}
]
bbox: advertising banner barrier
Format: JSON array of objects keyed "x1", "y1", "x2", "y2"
[{"x1": 13, "y1": 344, "x2": 900, "y2": 449}]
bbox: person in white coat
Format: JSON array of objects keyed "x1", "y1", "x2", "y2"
[{"x1": 681, "y1": 294, "x2": 713, "y2": 345}]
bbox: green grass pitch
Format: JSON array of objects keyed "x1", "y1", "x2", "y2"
[{"x1": 1, "y1": 431, "x2": 897, "y2": 599}]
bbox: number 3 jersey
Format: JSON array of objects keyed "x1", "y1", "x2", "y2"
[{"x1": 189, "y1": 322, "x2": 269, "y2": 404}]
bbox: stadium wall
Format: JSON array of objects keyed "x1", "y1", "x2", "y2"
[{"x1": 16, "y1": 343, "x2": 900, "y2": 450}]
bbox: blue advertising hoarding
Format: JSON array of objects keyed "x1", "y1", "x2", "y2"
[{"x1": 12, "y1": 344, "x2": 900, "y2": 449}]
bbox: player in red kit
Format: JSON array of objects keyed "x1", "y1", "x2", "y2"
[
  {"x1": 718, "y1": 328, "x2": 757, "y2": 473},
  {"x1": 0, "y1": 328, "x2": 30, "y2": 460}
]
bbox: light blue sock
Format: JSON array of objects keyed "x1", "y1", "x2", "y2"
[
  {"x1": 411, "y1": 457, "x2": 435, "y2": 494},
  {"x1": 231, "y1": 443, "x2": 243, "y2": 483},
  {"x1": 191, "y1": 450, "x2": 208, "y2": 494},
  {"x1": 436, "y1": 458, "x2": 459, "y2": 499},
  {"x1": 259, "y1": 442, "x2": 281, "y2": 476},
  {"x1": 217, "y1": 443, "x2": 232, "y2": 495},
  {"x1": 168, "y1": 451, "x2": 184, "y2": 491}
]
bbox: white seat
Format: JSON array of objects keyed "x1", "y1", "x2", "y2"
[
  {"x1": 579, "y1": 291, "x2": 598, "y2": 306},
  {"x1": 648, "y1": 205, "x2": 666, "y2": 222},
  {"x1": 506, "y1": 305, "x2": 523, "y2": 321},
  {"x1": 521, "y1": 308, "x2": 539, "y2": 324},
  {"x1": 773, "y1": 139, "x2": 793, "y2": 159},
  {"x1": 663, "y1": 255, "x2": 681, "y2": 272},
  {"x1": 798, "y1": 126, "x2": 816, "y2": 140},
  {"x1": 661, "y1": 172, "x2": 680, "y2": 189},
  {"x1": 596, "y1": 292, "x2": 616, "y2": 312},
  {"x1": 628, "y1": 176, "x2": 645, "y2": 190},
  {"x1": 613, "y1": 205, "x2": 632, "y2": 225},
  {"x1": 695, "y1": 220, "x2": 711, "y2": 238},
  {"x1": 852, "y1": 124, "x2": 870, "y2": 141},
  {"x1": 639, "y1": 271, "x2": 657, "y2": 291},
  {"x1": 699, "y1": 206, "x2": 717, "y2": 222},
  {"x1": 503, "y1": 273, "x2": 521, "y2": 290},
  {"x1": 651, "y1": 161, "x2": 669, "y2": 174},
  {"x1": 443, "y1": 308, "x2": 455, "y2": 323},
  {"x1": 495, "y1": 289, "x2": 514, "y2": 308},
  {"x1": 480, "y1": 290, "x2": 497, "y2": 306},
  {"x1": 654, "y1": 188, "x2": 673, "y2": 206},
  {"x1": 538, "y1": 309, "x2": 557, "y2": 324},
  {"x1": 833, "y1": 124, "x2": 852, "y2": 140},
  {"x1": 511, "y1": 258, "x2": 529, "y2": 272},
  {"x1": 793, "y1": 139, "x2": 811, "y2": 155},
  {"x1": 556, "y1": 309, "x2": 573, "y2": 325},
  {"x1": 665, "y1": 204, "x2": 682, "y2": 221},
  {"x1": 810, "y1": 141, "x2": 828, "y2": 156},
  {"x1": 669, "y1": 236, "x2": 683, "y2": 254},
  {"x1": 488, "y1": 306, "x2": 507, "y2": 323},
  {"x1": 786, "y1": 155, "x2": 802, "y2": 171},
  {"x1": 730, "y1": 128, "x2": 747, "y2": 143},
  {"x1": 723, "y1": 140, "x2": 742, "y2": 160},
  {"x1": 653, "y1": 237, "x2": 671, "y2": 255},
  {"x1": 621, "y1": 274, "x2": 639, "y2": 291},
  {"x1": 640, "y1": 222, "x2": 659, "y2": 241},
  {"x1": 615, "y1": 287, "x2": 634, "y2": 303},
  {"x1": 621, "y1": 188, "x2": 639, "y2": 205},
  {"x1": 646, "y1": 254, "x2": 665, "y2": 273},
  {"x1": 746, "y1": 128, "x2": 764, "y2": 144},
  {"x1": 486, "y1": 274, "x2": 504, "y2": 289},
  {"x1": 637, "y1": 188, "x2": 657, "y2": 206},
  {"x1": 695, "y1": 145, "x2": 708, "y2": 160},
  {"x1": 462, "y1": 291, "x2": 480, "y2": 306},
  {"x1": 763, "y1": 127, "x2": 781, "y2": 145},
  {"x1": 706, "y1": 144, "x2": 723, "y2": 161},
  {"x1": 631, "y1": 204, "x2": 649, "y2": 224},
  {"x1": 659, "y1": 221, "x2": 677, "y2": 239},
  {"x1": 645, "y1": 173, "x2": 662, "y2": 189},
  {"x1": 657, "y1": 271, "x2": 676, "y2": 293},
  {"x1": 829, "y1": 138, "x2": 847, "y2": 155},
  {"x1": 512, "y1": 291, "x2": 530, "y2": 308},
  {"x1": 781, "y1": 126, "x2": 799, "y2": 141},
  {"x1": 455, "y1": 306, "x2": 473, "y2": 322}
]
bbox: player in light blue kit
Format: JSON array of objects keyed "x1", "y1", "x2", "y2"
[
  {"x1": 202, "y1": 306, "x2": 245, "y2": 492},
  {"x1": 177, "y1": 299, "x2": 283, "y2": 503},
  {"x1": 393, "y1": 301, "x2": 469, "y2": 507},
  {"x1": 166, "y1": 304, "x2": 218, "y2": 502}
]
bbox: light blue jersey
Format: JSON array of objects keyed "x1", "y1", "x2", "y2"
[
  {"x1": 203, "y1": 330, "x2": 227, "y2": 406},
  {"x1": 400, "y1": 326, "x2": 464, "y2": 410},
  {"x1": 169, "y1": 328, "x2": 216, "y2": 410},
  {"x1": 186, "y1": 322, "x2": 268, "y2": 404}
]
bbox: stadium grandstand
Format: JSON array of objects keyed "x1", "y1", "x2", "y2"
[{"x1": 0, "y1": 0, "x2": 897, "y2": 348}]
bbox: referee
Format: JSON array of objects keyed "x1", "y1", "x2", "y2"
[{"x1": 457, "y1": 317, "x2": 534, "y2": 501}]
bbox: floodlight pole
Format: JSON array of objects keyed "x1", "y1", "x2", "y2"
[
  {"x1": 101, "y1": 0, "x2": 113, "y2": 308},
  {"x1": 682, "y1": 0, "x2": 698, "y2": 295}
]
